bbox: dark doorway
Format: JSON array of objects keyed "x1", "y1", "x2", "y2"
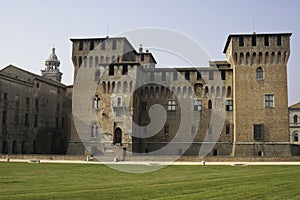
[
  {"x1": 2, "y1": 141, "x2": 8, "y2": 154},
  {"x1": 114, "y1": 128, "x2": 122, "y2": 144}
]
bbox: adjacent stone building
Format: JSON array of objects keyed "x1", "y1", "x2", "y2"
[
  {"x1": 289, "y1": 102, "x2": 300, "y2": 154},
  {"x1": 0, "y1": 48, "x2": 71, "y2": 154},
  {"x1": 69, "y1": 32, "x2": 293, "y2": 158}
]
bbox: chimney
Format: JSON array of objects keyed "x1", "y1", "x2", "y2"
[{"x1": 139, "y1": 44, "x2": 143, "y2": 53}]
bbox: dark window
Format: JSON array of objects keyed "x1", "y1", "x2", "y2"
[
  {"x1": 164, "y1": 125, "x2": 169, "y2": 137},
  {"x1": 26, "y1": 97, "x2": 30, "y2": 108},
  {"x1": 25, "y1": 114, "x2": 29, "y2": 126},
  {"x1": 252, "y1": 35, "x2": 256, "y2": 46},
  {"x1": 256, "y1": 67, "x2": 263, "y2": 80},
  {"x1": 79, "y1": 57, "x2": 82, "y2": 67},
  {"x1": 56, "y1": 103, "x2": 60, "y2": 111},
  {"x1": 79, "y1": 41, "x2": 83, "y2": 51},
  {"x1": 197, "y1": 71, "x2": 202, "y2": 80},
  {"x1": 294, "y1": 115, "x2": 298, "y2": 123},
  {"x1": 173, "y1": 71, "x2": 178, "y2": 81},
  {"x1": 168, "y1": 100, "x2": 176, "y2": 111},
  {"x1": 2, "y1": 111, "x2": 6, "y2": 125},
  {"x1": 264, "y1": 36, "x2": 269, "y2": 46},
  {"x1": 3, "y1": 93, "x2": 8, "y2": 102},
  {"x1": 209, "y1": 71, "x2": 214, "y2": 80},
  {"x1": 94, "y1": 70, "x2": 100, "y2": 81},
  {"x1": 213, "y1": 149, "x2": 218, "y2": 156},
  {"x1": 162, "y1": 72, "x2": 166, "y2": 81},
  {"x1": 264, "y1": 94, "x2": 274, "y2": 108},
  {"x1": 194, "y1": 99, "x2": 202, "y2": 111},
  {"x1": 34, "y1": 115, "x2": 38, "y2": 127},
  {"x1": 226, "y1": 125, "x2": 230, "y2": 135},
  {"x1": 109, "y1": 65, "x2": 114, "y2": 76},
  {"x1": 90, "y1": 40, "x2": 94, "y2": 50},
  {"x1": 185, "y1": 71, "x2": 190, "y2": 80},
  {"x1": 14, "y1": 114, "x2": 19, "y2": 124},
  {"x1": 141, "y1": 54, "x2": 144, "y2": 61},
  {"x1": 254, "y1": 124, "x2": 264, "y2": 140},
  {"x1": 62, "y1": 117, "x2": 65, "y2": 128},
  {"x1": 208, "y1": 100, "x2": 212, "y2": 109},
  {"x1": 122, "y1": 65, "x2": 128, "y2": 75},
  {"x1": 35, "y1": 98, "x2": 39, "y2": 111},
  {"x1": 239, "y1": 36, "x2": 244, "y2": 47},
  {"x1": 225, "y1": 100, "x2": 233, "y2": 111},
  {"x1": 93, "y1": 96, "x2": 100, "y2": 109},
  {"x1": 56, "y1": 117, "x2": 59, "y2": 128},
  {"x1": 221, "y1": 71, "x2": 226, "y2": 80},
  {"x1": 277, "y1": 35, "x2": 281, "y2": 46},
  {"x1": 294, "y1": 133, "x2": 299, "y2": 142},
  {"x1": 141, "y1": 102, "x2": 147, "y2": 111},
  {"x1": 112, "y1": 40, "x2": 117, "y2": 50},
  {"x1": 117, "y1": 97, "x2": 122, "y2": 107},
  {"x1": 101, "y1": 41, "x2": 105, "y2": 50}
]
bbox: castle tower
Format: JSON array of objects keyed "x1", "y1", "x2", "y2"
[
  {"x1": 41, "y1": 47, "x2": 63, "y2": 82},
  {"x1": 224, "y1": 33, "x2": 292, "y2": 156}
]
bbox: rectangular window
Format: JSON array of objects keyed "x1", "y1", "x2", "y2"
[
  {"x1": 264, "y1": 94, "x2": 274, "y2": 108},
  {"x1": 167, "y1": 100, "x2": 176, "y2": 111},
  {"x1": 2, "y1": 111, "x2": 6, "y2": 125},
  {"x1": 197, "y1": 71, "x2": 202, "y2": 80},
  {"x1": 34, "y1": 115, "x2": 38, "y2": 127},
  {"x1": 221, "y1": 71, "x2": 226, "y2": 80},
  {"x1": 112, "y1": 40, "x2": 117, "y2": 50},
  {"x1": 122, "y1": 65, "x2": 128, "y2": 75},
  {"x1": 194, "y1": 99, "x2": 202, "y2": 111},
  {"x1": 56, "y1": 103, "x2": 60, "y2": 111},
  {"x1": 101, "y1": 41, "x2": 105, "y2": 50},
  {"x1": 173, "y1": 71, "x2": 178, "y2": 81},
  {"x1": 226, "y1": 100, "x2": 233, "y2": 111},
  {"x1": 35, "y1": 98, "x2": 39, "y2": 111},
  {"x1": 141, "y1": 54, "x2": 144, "y2": 61},
  {"x1": 185, "y1": 71, "x2": 190, "y2": 80},
  {"x1": 62, "y1": 117, "x2": 65, "y2": 128},
  {"x1": 3, "y1": 92, "x2": 8, "y2": 103},
  {"x1": 56, "y1": 117, "x2": 59, "y2": 128},
  {"x1": 117, "y1": 97, "x2": 122, "y2": 107},
  {"x1": 164, "y1": 125, "x2": 169, "y2": 137},
  {"x1": 191, "y1": 126, "x2": 196, "y2": 135},
  {"x1": 264, "y1": 35, "x2": 269, "y2": 46},
  {"x1": 25, "y1": 114, "x2": 29, "y2": 126},
  {"x1": 109, "y1": 65, "x2": 114, "y2": 76},
  {"x1": 36, "y1": 82, "x2": 40, "y2": 88},
  {"x1": 26, "y1": 97, "x2": 30, "y2": 108},
  {"x1": 150, "y1": 72, "x2": 154, "y2": 81},
  {"x1": 209, "y1": 71, "x2": 214, "y2": 80},
  {"x1": 252, "y1": 35, "x2": 256, "y2": 46},
  {"x1": 141, "y1": 102, "x2": 147, "y2": 111},
  {"x1": 14, "y1": 113, "x2": 19, "y2": 124},
  {"x1": 239, "y1": 36, "x2": 244, "y2": 47},
  {"x1": 90, "y1": 40, "x2": 94, "y2": 50},
  {"x1": 277, "y1": 35, "x2": 281, "y2": 46},
  {"x1": 162, "y1": 72, "x2": 166, "y2": 81},
  {"x1": 79, "y1": 40, "x2": 83, "y2": 51},
  {"x1": 226, "y1": 124, "x2": 230, "y2": 135},
  {"x1": 254, "y1": 124, "x2": 264, "y2": 140}
]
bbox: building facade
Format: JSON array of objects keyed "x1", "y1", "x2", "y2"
[
  {"x1": 289, "y1": 102, "x2": 300, "y2": 155},
  {"x1": 0, "y1": 48, "x2": 71, "y2": 154},
  {"x1": 69, "y1": 33, "x2": 292, "y2": 157}
]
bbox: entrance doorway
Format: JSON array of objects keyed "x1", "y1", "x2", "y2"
[{"x1": 114, "y1": 128, "x2": 122, "y2": 144}]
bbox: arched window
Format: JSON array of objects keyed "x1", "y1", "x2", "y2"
[
  {"x1": 246, "y1": 52, "x2": 250, "y2": 65},
  {"x1": 91, "y1": 123, "x2": 99, "y2": 138},
  {"x1": 123, "y1": 81, "x2": 128, "y2": 93},
  {"x1": 283, "y1": 51, "x2": 287, "y2": 63},
  {"x1": 251, "y1": 52, "x2": 256, "y2": 65},
  {"x1": 73, "y1": 56, "x2": 77, "y2": 66},
  {"x1": 227, "y1": 86, "x2": 232, "y2": 98},
  {"x1": 208, "y1": 99, "x2": 212, "y2": 110},
  {"x1": 216, "y1": 86, "x2": 220, "y2": 97},
  {"x1": 222, "y1": 86, "x2": 226, "y2": 97},
  {"x1": 102, "y1": 82, "x2": 106, "y2": 93},
  {"x1": 155, "y1": 87, "x2": 159, "y2": 98},
  {"x1": 93, "y1": 95, "x2": 100, "y2": 109},
  {"x1": 95, "y1": 56, "x2": 99, "y2": 67},
  {"x1": 112, "y1": 81, "x2": 115, "y2": 93},
  {"x1": 294, "y1": 132, "x2": 299, "y2": 142},
  {"x1": 100, "y1": 56, "x2": 104, "y2": 63},
  {"x1": 117, "y1": 81, "x2": 121, "y2": 93},
  {"x1": 271, "y1": 52, "x2": 275, "y2": 64},
  {"x1": 84, "y1": 56, "x2": 87, "y2": 67},
  {"x1": 256, "y1": 67, "x2": 263, "y2": 80},
  {"x1": 294, "y1": 115, "x2": 298, "y2": 123},
  {"x1": 183, "y1": 86, "x2": 187, "y2": 98},
  {"x1": 21, "y1": 140, "x2": 26, "y2": 154},
  {"x1": 239, "y1": 52, "x2": 244, "y2": 65},
  {"x1": 188, "y1": 86, "x2": 193, "y2": 97},
  {"x1": 277, "y1": 52, "x2": 282, "y2": 64},
  {"x1": 210, "y1": 86, "x2": 214, "y2": 97},
  {"x1": 89, "y1": 56, "x2": 93, "y2": 67},
  {"x1": 94, "y1": 70, "x2": 100, "y2": 81},
  {"x1": 205, "y1": 86, "x2": 209, "y2": 97},
  {"x1": 78, "y1": 56, "x2": 82, "y2": 68},
  {"x1": 129, "y1": 81, "x2": 133, "y2": 93},
  {"x1": 112, "y1": 55, "x2": 116, "y2": 63},
  {"x1": 2, "y1": 141, "x2": 8, "y2": 154},
  {"x1": 258, "y1": 52, "x2": 262, "y2": 64},
  {"x1": 265, "y1": 52, "x2": 269, "y2": 64},
  {"x1": 177, "y1": 87, "x2": 181, "y2": 97}
]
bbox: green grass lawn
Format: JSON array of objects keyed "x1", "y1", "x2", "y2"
[{"x1": 0, "y1": 162, "x2": 299, "y2": 199}]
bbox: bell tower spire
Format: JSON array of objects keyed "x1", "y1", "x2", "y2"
[{"x1": 41, "y1": 47, "x2": 63, "y2": 82}]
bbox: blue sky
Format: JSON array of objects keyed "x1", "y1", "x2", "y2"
[{"x1": 0, "y1": 0, "x2": 299, "y2": 105}]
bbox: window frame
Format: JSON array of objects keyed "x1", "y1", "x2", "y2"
[
  {"x1": 264, "y1": 94, "x2": 274, "y2": 108},
  {"x1": 193, "y1": 99, "x2": 202, "y2": 111},
  {"x1": 253, "y1": 124, "x2": 264, "y2": 140},
  {"x1": 225, "y1": 100, "x2": 233, "y2": 111},
  {"x1": 167, "y1": 100, "x2": 176, "y2": 111}
]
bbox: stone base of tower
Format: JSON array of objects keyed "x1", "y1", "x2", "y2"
[
  {"x1": 234, "y1": 143, "x2": 292, "y2": 157},
  {"x1": 67, "y1": 141, "x2": 88, "y2": 155}
]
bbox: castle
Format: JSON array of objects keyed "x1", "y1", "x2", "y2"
[{"x1": 68, "y1": 32, "x2": 295, "y2": 158}]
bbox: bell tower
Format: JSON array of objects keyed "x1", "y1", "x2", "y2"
[{"x1": 41, "y1": 47, "x2": 63, "y2": 82}]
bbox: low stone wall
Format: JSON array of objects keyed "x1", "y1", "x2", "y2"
[{"x1": 0, "y1": 154, "x2": 86, "y2": 161}]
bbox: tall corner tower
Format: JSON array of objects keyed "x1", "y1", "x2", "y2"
[
  {"x1": 41, "y1": 47, "x2": 63, "y2": 82},
  {"x1": 223, "y1": 32, "x2": 292, "y2": 157}
]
